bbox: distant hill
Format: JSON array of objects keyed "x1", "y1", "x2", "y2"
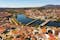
[{"x1": 41, "y1": 5, "x2": 60, "y2": 9}]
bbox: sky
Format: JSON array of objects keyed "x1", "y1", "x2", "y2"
[{"x1": 0, "y1": 0, "x2": 60, "y2": 8}]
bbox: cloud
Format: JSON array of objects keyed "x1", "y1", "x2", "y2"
[
  {"x1": 0, "y1": 0, "x2": 60, "y2": 8},
  {"x1": 0, "y1": 4, "x2": 42, "y2": 8}
]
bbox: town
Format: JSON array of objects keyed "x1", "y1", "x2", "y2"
[{"x1": 0, "y1": 5, "x2": 60, "y2": 40}]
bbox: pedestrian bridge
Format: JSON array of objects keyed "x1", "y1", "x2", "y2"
[
  {"x1": 26, "y1": 19, "x2": 39, "y2": 26},
  {"x1": 40, "y1": 19, "x2": 51, "y2": 26}
]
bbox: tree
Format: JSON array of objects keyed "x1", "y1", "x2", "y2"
[{"x1": 57, "y1": 18, "x2": 60, "y2": 22}]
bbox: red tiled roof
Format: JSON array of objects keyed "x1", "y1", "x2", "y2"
[{"x1": 0, "y1": 13, "x2": 12, "y2": 17}]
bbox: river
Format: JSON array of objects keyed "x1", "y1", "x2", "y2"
[{"x1": 16, "y1": 14, "x2": 60, "y2": 27}]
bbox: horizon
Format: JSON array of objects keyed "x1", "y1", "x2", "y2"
[
  {"x1": 0, "y1": 0, "x2": 60, "y2": 8},
  {"x1": 0, "y1": 4, "x2": 60, "y2": 8}
]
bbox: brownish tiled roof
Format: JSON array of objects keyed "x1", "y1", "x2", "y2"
[{"x1": 0, "y1": 13, "x2": 12, "y2": 17}]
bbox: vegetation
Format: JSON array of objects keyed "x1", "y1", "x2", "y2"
[
  {"x1": 35, "y1": 24, "x2": 39, "y2": 28},
  {"x1": 57, "y1": 18, "x2": 60, "y2": 22}
]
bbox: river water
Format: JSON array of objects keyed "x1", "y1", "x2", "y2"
[{"x1": 16, "y1": 14, "x2": 60, "y2": 27}]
